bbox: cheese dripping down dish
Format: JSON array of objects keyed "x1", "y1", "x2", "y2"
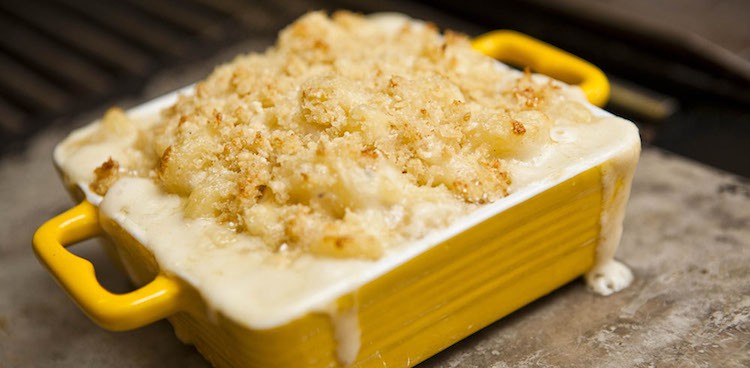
[{"x1": 55, "y1": 10, "x2": 640, "y2": 343}]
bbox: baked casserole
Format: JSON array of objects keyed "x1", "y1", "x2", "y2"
[{"x1": 35, "y1": 11, "x2": 640, "y2": 368}]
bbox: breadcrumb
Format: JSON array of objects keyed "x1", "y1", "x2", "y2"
[
  {"x1": 89, "y1": 11, "x2": 592, "y2": 259},
  {"x1": 90, "y1": 158, "x2": 120, "y2": 196}
]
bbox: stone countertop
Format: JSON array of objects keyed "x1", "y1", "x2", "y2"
[{"x1": 1, "y1": 129, "x2": 749, "y2": 367}]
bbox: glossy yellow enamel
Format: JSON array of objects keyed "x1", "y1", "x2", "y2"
[
  {"x1": 34, "y1": 31, "x2": 611, "y2": 367},
  {"x1": 352, "y1": 166, "x2": 601, "y2": 367},
  {"x1": 33, "y1": 166, "x2": 601, "y2": 367},
  {"x1": 32, "y1": 201, "x2": 182, "y2": 331},
  {"x1": 472, "y1": 30, "x2": 610, "y2": 107},
  {"x1": 170, "y1": 166, "x2": 599, "y2": 368}
]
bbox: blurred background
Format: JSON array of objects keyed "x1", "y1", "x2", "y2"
[
  {"x1": 1, "y1": 0, "x2": 749, "y2": 177},
  {"x1": 2, "y1": 2, "x2": 749, "y2": 367}
]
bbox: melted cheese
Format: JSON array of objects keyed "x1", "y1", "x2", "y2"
[
  {"x1": 53, "y1": 12, "x2": 640, "y2": 364},
  {"x1": 59, "y1": 107, "x2": 639, "y2": 324}
]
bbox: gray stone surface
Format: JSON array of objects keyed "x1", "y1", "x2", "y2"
[
  {"x1": 421, "y1": 149, "x2": 750, "y2": 368},
  {"x1": 1, "y1": 31, "x2": 749, "y2": 365},
  {"x1": 3, "y1": 3, "x2": 749, "y2": 367},
  {"x1": 2, "y1": 130, "x2": 749, "y2": 367}
]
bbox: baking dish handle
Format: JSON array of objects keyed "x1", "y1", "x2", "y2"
[
  {"x1": 32, "y1": 201, "x2": 183, "y2": 331},
  {"x1": 472, "y1": 30, "x2": 610, "y2": 107}
]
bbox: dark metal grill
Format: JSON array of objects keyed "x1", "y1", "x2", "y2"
[
  {"x1": 0, "y1": 0, "x2": 322, "y2": 153},
  {"x1": 1, "y1": 0, "x2": 748, "y2": 177}
]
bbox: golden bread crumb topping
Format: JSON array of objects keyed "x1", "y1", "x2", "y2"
[{"x1": 90, "y1": 11, "x2": 593, "y2": 258}]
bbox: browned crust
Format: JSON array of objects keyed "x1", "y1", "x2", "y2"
[{"x1": 89, "y1": 157, "x2": 120, "y2": 196}]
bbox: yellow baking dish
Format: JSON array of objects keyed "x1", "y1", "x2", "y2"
[{"x1": 34, "y1": 29, "x2": 635, "y2": 368}]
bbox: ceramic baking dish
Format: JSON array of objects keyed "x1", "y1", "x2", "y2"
[{"x1": 34, "y1": 30, "x2": 637, "y2": 367}]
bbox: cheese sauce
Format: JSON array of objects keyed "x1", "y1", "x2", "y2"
[{"x1": 53, "y1": 12, "x2": 640, "y2": 364}]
